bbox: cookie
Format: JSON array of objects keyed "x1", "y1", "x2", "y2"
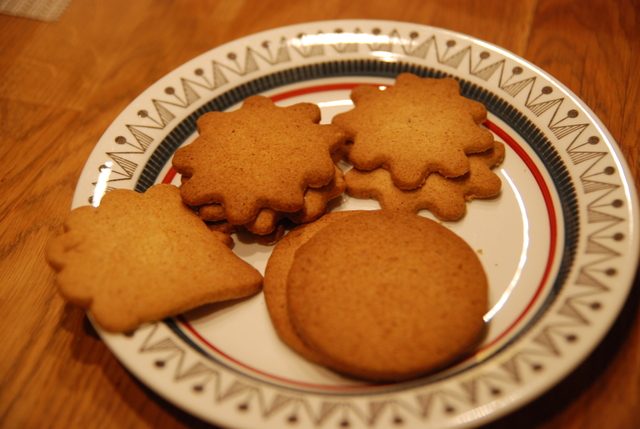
[
  {"x1": 193, "y1": 166, "x2": 346, "y2": 238},
  {"x1": 286, "y1": 210, "x2": 488, "y2": 381},
  {"x1": 263, "y1": 211, "x2": 363, "y2": 364},
  {"x1": 198, "y1": 203, "x2": 226, "y2": 223},
  {"x1": 204, "y1": 219, "x2": 238, "y2": 235},
  {"x1": 250, "y1": 222, "x2": 286, "y2": 245},
  {"x1": 243, "y1": 208, "x2": 282, "y2": 235},
  {"x1": 345, "y1": 140, "x2": 505, "y2": 220},
  {"x1": 192, "y1": 166, "x2": 347, "y2": 244},
  {"x1": 332, "y1": 73, "x2": 494, "y2": 189},
  {"x1": 45, "y1": 184, "x2": 263, "y2": 333},
  {"x1": 284, "y1": 166, "x2": 346, "y2": 224},
  {"x1": 206, "y1": 219, "x2": 286, "y2": 245},
  {"x1": 172, "y1": 95, "x2": 348, "y2": 225}
]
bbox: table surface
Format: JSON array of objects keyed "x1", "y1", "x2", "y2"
[{"x1": 1, "y1": 0, "x2": 639, "y2": 428}]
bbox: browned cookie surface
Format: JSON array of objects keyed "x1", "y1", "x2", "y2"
[
  {"x1": 284, "y1": 166, "x2": 347, "y2": 224},
  {"x1": 286, "y1": 210, "x2": 488, "y2": 381},
  {"x1": 195, "y1": 166, "x2": 346, "y2": 232},
  {"x1": 345, "y1": 140, "x2": 505, "y2": 220},
  {"x1": 332, "y1": 73, "x2": 494, "y2": 189},
  {"x1": 172, "y1": 95, "x2": 347, "y2": 224},
  {"x1": 46, "y1": 184, "x2": 263, "y2": 333}
]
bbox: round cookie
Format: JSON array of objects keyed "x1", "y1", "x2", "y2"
[
  {"x1": 286, "y1": 210, "x2": 488, "y2": 381},
  {"x1": 263, "y1": 211, "x2": 363, "y2": 364}
]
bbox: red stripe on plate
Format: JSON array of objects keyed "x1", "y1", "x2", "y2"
[{"x1": 479, "y1": 119, "x2": 558, "y2": 351}]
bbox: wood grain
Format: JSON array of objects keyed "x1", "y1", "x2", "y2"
[{"x1": 1, "y1": 0, "x2": 638, "y2": 428}]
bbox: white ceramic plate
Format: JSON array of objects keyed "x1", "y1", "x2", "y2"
[{"x1": 74, "y1": 20, "x2": 639, "y2": 429}]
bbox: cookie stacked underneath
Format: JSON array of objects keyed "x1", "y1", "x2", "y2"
[
  {"x1": 172, "y1": 95, "x2": 348, "y2": 243},
  {"x1": 333, "y1": 73, "x2": 505, "y2": 220},
  {"x1": 264, "y1": 210, "x2": 488, "y2": 382},
  {"x1": 186, "y1": 166, "x2": 346, "y2": 244}
]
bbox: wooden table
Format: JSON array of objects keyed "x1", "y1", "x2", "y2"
[{"x1": 1, "y1": 0, "x2": 638, "y2": 428}]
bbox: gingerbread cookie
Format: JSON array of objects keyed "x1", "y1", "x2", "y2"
[
  {"x1": 192, "y1": 166, "x2": 346, "y2": 240},
  {"x1": 284, "y1": 166, "x2": 346, "y2": 224},
  {"x1": 286, "y1": 210, "x2": 488, "y2": 381},
  {"x1": 332, "y1": 73, "x2": 494, "y2": 189},
  {"x1": 189, "y1": 166, "x2": 347, "y2": 244},
  {"x1": 172, "y1": 95, "x2": 348, "y2": 225},
  {"x1": 345, "y1": 140, "x2": 505, "y2": 220},
  {"x1": 45, "y1": 184, "x2": 263, "y2": 333},
  {"x1": 198, "y1": 203, "x2": 226, "y2": 223}
]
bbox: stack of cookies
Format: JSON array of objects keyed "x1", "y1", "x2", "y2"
[
  {"x1": 333, "y1": 73, "x2": 504, "y2": 221},
  {"x1": 264, "y1": 210, "x2": 488, "y2": 382},
  {"x1": 172, "y1": 95, "x2": 348, "y2": 243}
]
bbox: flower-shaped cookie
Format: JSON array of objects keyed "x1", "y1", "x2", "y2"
[
  {"x1": 345, "y1": 141, "x2": 505, "y2": 220},
  {"x1": 196, "y1": 166, "x2": 346, "y2": 234},
  {"x1": 172, "y1": 95, "x2": 348, "y2": 225},
  {"x1": 333, "y1": 73, "x2": 494, "y2": 189}
]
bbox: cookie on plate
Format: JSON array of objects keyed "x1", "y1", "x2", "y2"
[
  {"x1": 45, "y1": 184, "x2": 263, "y2": 333},
  {"x1": 332, "y1": 73, "x2": 494, "y2": 189},
  {"x1": 191, "y1": 166, "x2": 346, "y2": 245},
  {"x1": 345, "y1": 140, "x2": 505, "y2": 220},
  {"x1": 172, "y1": 95, "x2": 348, "y2": 225},
  {"x1": 283, "y1": 165, "x2": 347, "y2": 224},
  {"x1": 286, "y1": 210, "x2": 488, "y2": 381},
  {"x1": 194, "y1": 166, "x2": 346, "y2": 237}
]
